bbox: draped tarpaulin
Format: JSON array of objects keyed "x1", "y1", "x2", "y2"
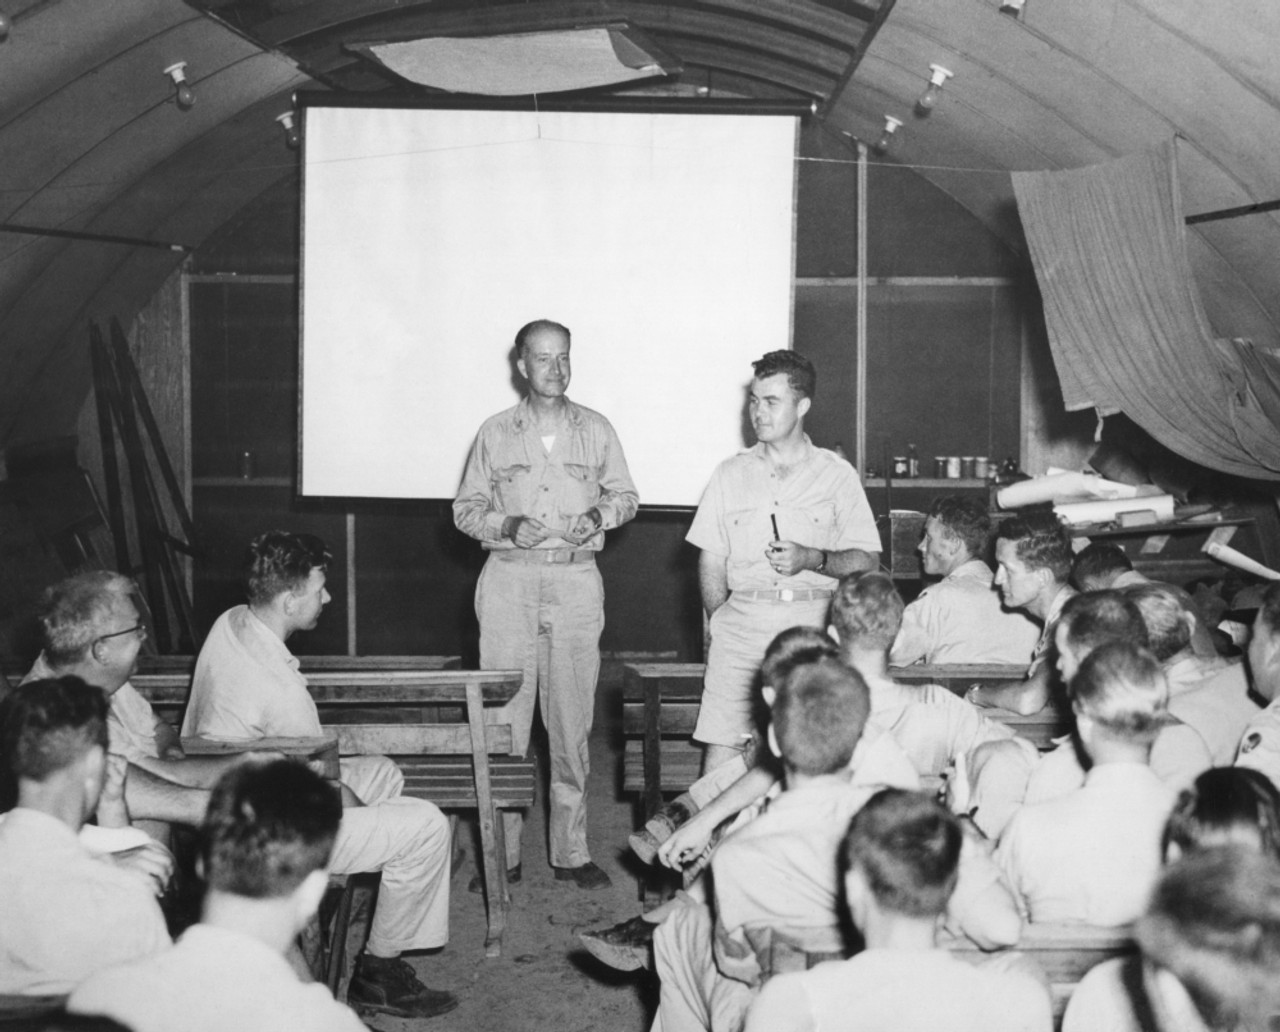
[{"x1": 1012, "y1": 140, "x2": 1280, "y2": 480}]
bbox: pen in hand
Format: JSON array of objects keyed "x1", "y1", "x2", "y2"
[{"x1": 770, "y1": 514, "x2": 780, "y2": 541}]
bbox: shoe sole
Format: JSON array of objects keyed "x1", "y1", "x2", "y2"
[
  {"x1": 579, "y1": 934, "x2": 646, "y2": 972},
  {"x1": 350, "y1": 997, "x2": 460, "y2": 1020}
]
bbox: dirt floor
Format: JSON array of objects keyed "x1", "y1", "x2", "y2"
[{"x1": 361, "y1": 661, "x2": 663, "y2": 1032}]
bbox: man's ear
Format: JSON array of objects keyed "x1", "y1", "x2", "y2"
[
  {"x1": 797, "y1": 396, "x2": 812, "y2": 421},
  {"x1": 766, "y1": 722, "x2": 781, "y2": 760},
  {"x1": 516, "y1": 356, "x2": 528, "y2": 382},
  {"x1": 761, "y1": 685, "x2": 777, "y2": 709}
]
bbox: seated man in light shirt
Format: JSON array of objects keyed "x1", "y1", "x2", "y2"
[
  {"x1": 0, "y1": 677, "x2": 169, "y2": 995},
  {"x1": 1126, "y1": 580, "x2": 1259, "y2": 766},
  {"x1": 70, "y1": 760, "x2": 366, "y2": 1032},
  {"x1": 24, "y1": 570, "x2": 250, "y2": 839},
  {"x1": 746, "y1": 789, "x2": 1051, "y2": 1032},
  {"x1": 995, "y1": 641, "x2": 1175, "y2": 925},
  {"x1": 890, "y1": 497, "x2": 1039, "y2": 667},
  {"x1": 182, "y1": 530, "x2": 456, "y2": 1020},
  {"x1": 967, "y1": 512, "x2": 1076, "y2": 716},
  {"x1": 1236, "y1": 579, "x2": 1280, "y2": 785}
]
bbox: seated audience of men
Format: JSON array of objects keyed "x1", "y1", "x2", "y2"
[
  {"x1": 182, "y1": 530, "x2": 456, "y2": 1019},
  {"x1": 651, "y1": 657, "x2": 1019, "y2": 1032},
  {"x1": 1236, "y1": 579, "x2": 1280, "y2": 785},
  {"x1": 967, "y1": 590, "x2": 1213, "y2": 838},
  {"x1": 994, "y1": 641, "x2": 1175, "y2": 925},
  {"x1": 746, "y1": 788, "x2": 1052, "y2": 1032},
  {"x1": 0, "y1": 677, "x2": 169, "y2": 994},
  {"x1": 23, "y1": 571, "x2": 245, "y2": 827},
  {"x1": 834, "y1": 571, "x2": 1032, "y2": 778},
  {"x1": 967, "y1": 512, "x2": 1076, "y2": 716},
  {"x1": 69, "y1": 759, "x2": 366, "y2": 1032},
  {"x1": 582, "y1": 626, "x2": 920, "y2": 973},
  {"x1": 1125, "y1": 581, "x2": 1258, "y2": 765},
  {"x1": 890, "y1": 497, "x2": 1039, "y2": 666}
]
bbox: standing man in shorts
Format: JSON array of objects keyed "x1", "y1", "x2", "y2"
[{"x1": 687, "y1": 351, "x2": 880, "y2": 773}]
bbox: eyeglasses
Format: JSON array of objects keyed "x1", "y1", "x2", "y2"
[{"x1": 97, "y1": 622, "x2": 147, "y2": 645}]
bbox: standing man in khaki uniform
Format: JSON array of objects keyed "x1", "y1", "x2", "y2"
[{"x1": 455, "y1": 319, "x2": 638, "y2": 889}]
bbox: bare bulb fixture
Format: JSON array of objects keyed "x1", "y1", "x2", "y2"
[
  {"x1": 999, "y1": 0, "x2": 1026, "y2": 14},
  {"x1": 875, "y1": 115, "x2": 903, "y2": 154},
  {"x1": 163, "y1": 62, "x2": 195, "y2": 110},
  {"x1": 276, "y1": 111, "x2": 301, "y2": 149},
  {"x1": 916, "y1": 64, "x2": 953, "y2": 114}
]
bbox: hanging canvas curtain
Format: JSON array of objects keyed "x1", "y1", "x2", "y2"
[{"x1": 1012, "y1": 139, "x2": 1280, "y2": 480}]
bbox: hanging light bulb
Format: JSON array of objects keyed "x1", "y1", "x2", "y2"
[
  {"x1": 163, "y1": 62, "x2": 196, "y2": 110},
  {"x1": 875, "y1": 115, "x2": 903, "y2": 154},
  {"x1": 276, "y1": 111, "x2": 301, "y2": 149},
  {"x1": 1000, "y1": 0, "x2": 1026, "y2": 14},
  {"x1": 916, "y1": 64, "x2": 954, "y2": 114}
]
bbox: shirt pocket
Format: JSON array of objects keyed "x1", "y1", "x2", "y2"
[
  {"x1": 725, "y1": 506, "x2": 766, "y2": 560},
  {"x1": 562, "y1": 462, "x2": 601, "y2": 513},
  {"x1": 492, "y1": 463, "x2": 532, "y2": 512},
  {"x1": 780, "y1": 500, "x2": 836, "y2": 547}
]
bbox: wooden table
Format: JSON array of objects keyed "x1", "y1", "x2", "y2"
[{"x1": 133, "y1": 668, "x2": 524, "y2": 956}]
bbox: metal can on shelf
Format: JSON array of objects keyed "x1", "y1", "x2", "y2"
[
  {"x1": 945, "y1": 456, "x2": 961, "y2": 479},
  {"x1": 961, "y1": 456, "x2": 976, "y2": 479},
  {"x1": 974, "y1": 456, "x2": 990, "y2": 480},
  {"x1": 934, "y1": 457, "x2": 947, "y2": 478},
  {"x1": 892, "y1": 456, "x2": 908, "y2": 477}
]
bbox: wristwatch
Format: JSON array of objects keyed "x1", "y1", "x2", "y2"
[{"x1": 814, "y1": 550, "x2": 828, "y2": 573}]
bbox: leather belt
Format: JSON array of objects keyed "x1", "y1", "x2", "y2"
[
  {"x1": 492, "y1": 549, "x2": 595, "y2": 565},
  {"x1": 735, "y1": 588, "x2": 834, "y2": 603}
]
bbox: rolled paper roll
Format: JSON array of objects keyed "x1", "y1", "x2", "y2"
[{"x1": 1204, "y1": 541, "x2": 1280, "y2": 581}]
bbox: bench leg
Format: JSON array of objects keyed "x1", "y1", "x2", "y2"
[{"x1": 482, "y1": 804, "x2": 509, "y2": 958}]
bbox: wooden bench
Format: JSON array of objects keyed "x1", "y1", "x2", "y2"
[
  {"x1": 133, "y1": 666, "x2": 528, "y2": 958},
  {"x1": 944, "y1": 923, "x2": 1135, "y2": 1020},
  {"x1": 765, "y1": 923, "x2": 1133, "y2": 1023},
  {"x1": 622, "y1": 662, "x2": 1068, "y2": 815}
]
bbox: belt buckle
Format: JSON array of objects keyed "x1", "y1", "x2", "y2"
[{"x1": 779, "y1": 588, "x2": 795, "y2": 602}]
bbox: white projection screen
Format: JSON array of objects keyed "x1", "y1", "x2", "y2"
[{"x1": 299, "y1": 102, "x2": 800, "y2": 505}]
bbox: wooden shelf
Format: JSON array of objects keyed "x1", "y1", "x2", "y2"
[{"x1": 864, "y1": 478, "x2": 989, "y2": 489}]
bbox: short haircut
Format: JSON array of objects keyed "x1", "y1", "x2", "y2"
[
  {"x1": 1070, "y1": 639, "x2": 1169, "y2": 740},
  {"x1": 514, "y1": 319, "x2": 570, "y2": 356},
  {"x1": 772, "y1": 657, "x2": 869, "y2": 777},
  {"x1": 760, "y1": 626, "x2": 839, "y2": 692},
  {"x1": 245, "y1": 532, "x2": 331, "y2": 606},
  {"x1": 1071, "y1": 541, "x2": 1133, "y2": 589},
  {"x1": 1125, "y1": 581, "x2": 1195, "y2": 662},
  {"x1": 839, "y1": 788, "x2": 961, "y2": 919},
  {"x1": 1256, "y1": 580, "x2": 1280, "y2": 637},
  {"x1": 927, "y1": 496, "x2": 990, "y2": 561},
  {"x1": 994, "y1": 511, "x2": 1073, "y2": 584},
  {"x1": 830, "y1": 572, "x2": 904, "y2": 652},
  {"x1": 202, "y1": 759, "x2": 343, "y2": 899},
  {"x1": 1059, "y1": 589, "x2": 1150, "y2": 656},
  {"x1": 1137, "y1": 847, "x2": 1280, "y2": 1031},
  {"x1": 1164, "y1": 767, "x2": 1280, "y2": 862},
  {"x1": 36, "y1": 570, "x2": 138, "y2": 667},
  {"x1": 0, "y1": 677, "x2": 108, "y2": 801},
  {"x1": 751, "y1": 350, "x2": 816, "y2": 401}
]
